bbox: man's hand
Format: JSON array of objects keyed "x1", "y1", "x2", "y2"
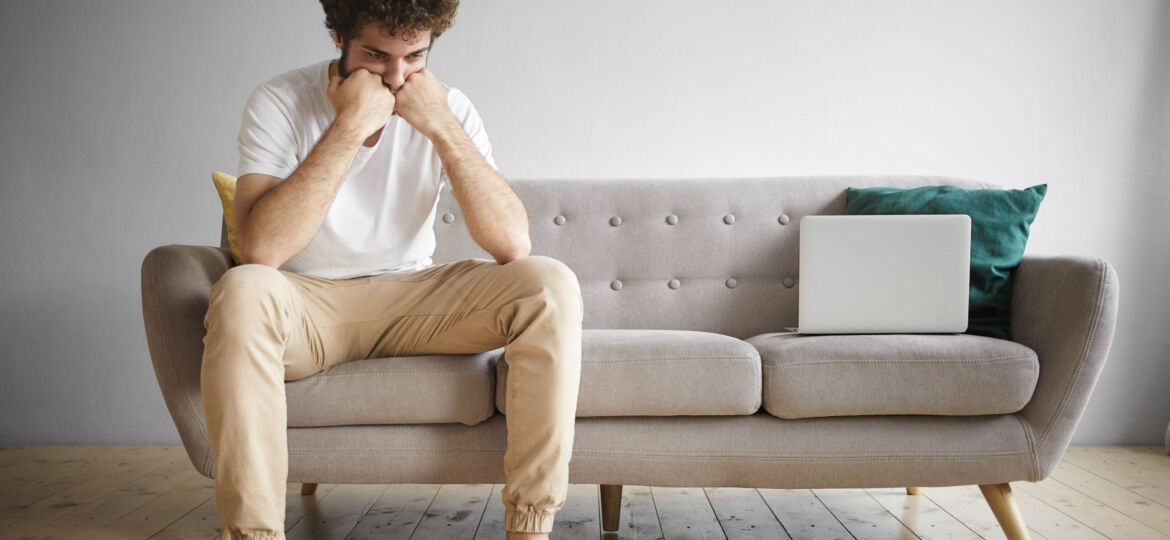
[
  {"x1": 393, "y1": 68, "x2": 458, "y2": 139},
  {"x1": 327, "y1": 64, "x2": 395, "y2": 139}
]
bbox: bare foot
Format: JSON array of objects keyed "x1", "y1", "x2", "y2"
[{"x1": 506, "y1": 532, "x2": 549, "y2": 540}]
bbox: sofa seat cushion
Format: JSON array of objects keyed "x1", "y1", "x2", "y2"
[
  {"x1": 284, "y1": 349, "x2": 502, "y2": 427},
  {"x1": 746, "y1": 333, "x2": 1038, "y2": 419},
  {"x1": 497, "y1": 329, "x2": 762, "y2": 417}
]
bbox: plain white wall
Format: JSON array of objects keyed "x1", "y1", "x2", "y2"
[{"x1": 0, "y1": 1, "x2": 1166, "y2": 445}]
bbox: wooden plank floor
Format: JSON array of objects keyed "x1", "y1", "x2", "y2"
[{"x1": 1, "y1": 445, "x2": 1167, "y2": 539}]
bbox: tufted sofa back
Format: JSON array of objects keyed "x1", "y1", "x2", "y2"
[{"x1": 431, "y1": 176, "x2": 993, "y2": 340}]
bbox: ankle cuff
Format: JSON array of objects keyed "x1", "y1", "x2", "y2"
[{"x1": 504, "y1": 506, "x2": 556, "y2": 533}]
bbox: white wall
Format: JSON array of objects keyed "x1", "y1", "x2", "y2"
[{"x1": 0, "y1": 0, "x2": 1166, "y2": 444}]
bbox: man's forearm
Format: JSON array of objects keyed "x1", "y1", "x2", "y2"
[
  {"x1": 242, "y1": 120, "x2": 367, "y2": 267},
  {"x1": 431, "y1": 123, "x2": 531, "y2": 264}
]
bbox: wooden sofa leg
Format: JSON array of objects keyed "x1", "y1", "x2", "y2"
[
  {"x1": 979, "y1": 483, "x2": 1031, "y2": 540},
  {"x1": 600, "y1": 484, "x2": 622, "y2": 532},
  {"x1": 300, "y1": 483, "x2": 318, "y2": 496},
  {"x1": 906, "y1": 487, "x2": 921, "y2": 495}
]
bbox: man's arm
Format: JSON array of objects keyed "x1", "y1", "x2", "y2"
[
  {"x1": 236, "y1": 66, "x2": 396, "y2": 268},
  {"x1": 433, "y1": 127, "x2": 531, "y2": 265},
  {"x1": 235, "y1": 122, "x2": 366, "y2": 267},
  {"x1": 394, "y1": 68, "x2": 531, "y2": 265}
]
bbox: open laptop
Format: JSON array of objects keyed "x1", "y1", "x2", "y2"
[{"x1": 796, "y1": 214, "x2": 971, "y2": 334}]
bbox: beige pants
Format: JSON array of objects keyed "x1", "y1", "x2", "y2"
[{"x1": 200, "y1": 256, "x2": 584, "y2": 539}]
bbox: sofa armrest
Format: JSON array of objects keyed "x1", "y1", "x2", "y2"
[
  {"x1": 141, "y1": 244, "x2": 235, "y2": 477},
  {"x1": 1010, "y1": 255, "x2": 1120, "y2": 479}
]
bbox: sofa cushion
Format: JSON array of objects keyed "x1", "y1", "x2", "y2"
[
  {"x1": 497, "y1": 329, "x2": 761, "y2": 417},
  {"x1": 746, "y1": 332, "x2": 1038, "y2": 419},
  {"x1": 210, "y1": 171, "x2": 243, "y2": 265},
  {"x1": 844, "y1": 183, "x2": 1048, "y2": 339},
  {"x1": 285, "y1": 349, "x2": 502, "y2": 427}
]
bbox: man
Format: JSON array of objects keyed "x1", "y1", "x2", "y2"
[{"x1": 201, "y1": 1, "x2": 583, "y2": 538}]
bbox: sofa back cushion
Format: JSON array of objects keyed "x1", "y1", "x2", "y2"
[
  {"x1": 844, "y1": 183, "x2": 1047, "y2": 339},
  {"x1": 431, "y1": 176, "x2": 992, "y2": 340}
]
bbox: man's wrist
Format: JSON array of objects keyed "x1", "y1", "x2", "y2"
[
  {"x1": 329, "y1": 113, "x2": 370, "y2": 144},
  {"x1": 426, "y1": 115, "x2": 466, "y2": 146}
]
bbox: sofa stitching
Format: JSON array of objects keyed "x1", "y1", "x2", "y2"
[
  {"x1": 286, "y1": 449, "x2": 1029, "y2": 460},
  {"x1": 764, "y1": 355, "x2": 1035, "y2": 367},
  {"x1": 572, "y1": 452, "x2": 1031, "y2": 461},
  {"x1": 585, "y1": 356, "x2": 755, "y2": 363},
  {"x1": 585, "y1": 358, "x2": 757, "y2": 366},
  {"x1": 1035, "y1": 258, "x2": 1107, "y2": 450},
  {"x1": 149, "y1": 247, "x2": 215, "y2": 476},
  {"x1": 497, "y1": 358, "x2": 754, "y2": 370},
  {"x1": 1013, "y1": 413, "x2": 1040, "y2": 481}
]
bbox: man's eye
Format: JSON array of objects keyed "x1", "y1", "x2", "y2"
[
  {"x1": 367, "y1": 52, "x2": 385, "y2": 59},
  {"x1": 409, "y1": 54, "x2": 422, "y2": 60}
]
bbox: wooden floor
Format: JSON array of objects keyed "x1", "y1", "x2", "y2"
[{"x1": 1, "y1": 445, "x2": 1167, "y2": 539}]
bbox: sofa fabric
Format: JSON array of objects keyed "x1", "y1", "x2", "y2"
[
  {"x1": 279, "y1": 413, "x2": 1035, "y2": 489},
  {"x1": 147, "y1": 176, "x2": 1119, "y2": 490},
  {"x1": 285, "y1": 350, "x2": 503, "y2": 427},
  {"x1": 431, "y1": 176, "x2": 994, "y2": 340},
  {"x1": 496, "y1": 329, "x2": 762, "y2": 417},
  {"x1": 1008, "y1": 255, "x2": 1120, "y2": 478},
  {"x1": 747, "y1": 333, "x2": 1039, "y2": 419}
]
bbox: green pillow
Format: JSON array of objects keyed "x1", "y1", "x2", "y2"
[{"x1": 844, "y1": 184, "x2": 1047, "y2": 339}]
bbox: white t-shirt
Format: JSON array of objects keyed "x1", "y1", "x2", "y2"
[{"x1": 237, "y1": 58, "x2": 499, "y2": 279}]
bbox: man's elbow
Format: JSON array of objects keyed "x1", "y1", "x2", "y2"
[
  {"x1": 495, "y1": 238, "x2": 532, "y2": 265},
  {"x1": 239, "y1": 251, "x2": 283, "y2": 269},
  {"x1": 239, "y1": 238, "x2": 287, "y2": 268}
]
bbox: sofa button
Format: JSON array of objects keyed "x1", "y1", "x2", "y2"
[
  {"x1": 668, "y1": 279, "x2": 680, "y2": 289},
  {"x1": 783, "y1": 277, "x2": 795, "y2": 288},
  {"x1": 726, "y1": 278, "x2": 738, "y2": 289},
  {"x1": 610, "y1": 280, "x2": 623, "y2": 291},
  {"x1": 723, "y1": 214, "x2": 736, "y2": 225},
  {"x1": 666, "y1": 214, "x2": 678, "y2": 225},
  {"x1": 778, "y1": 214, "x2": 790, "y2": 225},
  {"x1": 442, "y1": 213, "x2": 455, "y2": 223},
  {"x1": 553, "y1": 215, "x2": 566, "y2": 226},
  {"x1": 610, "y1": 216, "x2": 622, "y2": 227}
]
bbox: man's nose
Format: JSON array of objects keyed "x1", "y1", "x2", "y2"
[{"x1": 384, "y1": 62, "x2": 408, "y2": 93}]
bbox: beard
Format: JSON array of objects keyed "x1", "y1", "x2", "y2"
[{"x1": 338, "y1": 39, "x2": 353, "y2": 78}]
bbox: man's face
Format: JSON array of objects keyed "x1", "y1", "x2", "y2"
[{"x1": 334, "y1": 24, "x2": 432, "y2": 94}]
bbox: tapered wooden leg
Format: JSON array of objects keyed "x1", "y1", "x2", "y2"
[
  {"x1": 301, "y1": 483, "x2": 318, "y2": 496},
  {"x1": 979, "y1": 483, "x2": 1031, "y2": 540},
  {"x1": 600, "y1": 484, "x2": 623, "y2": 532},
  {"x1": 906, "y1": 487, "x2": 921, "y2": 495}
]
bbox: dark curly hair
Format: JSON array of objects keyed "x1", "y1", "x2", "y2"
[{"x1": 320, "y1": 0, "x2": 459, "y2": 43}]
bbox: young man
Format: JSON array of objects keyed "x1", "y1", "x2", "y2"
[{"x1": 202, "y1": 1, "x2": 583, "y2": 538}]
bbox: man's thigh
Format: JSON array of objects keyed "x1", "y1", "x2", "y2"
[{"x1": 349, "y1": 255, "x2": 580, "y2": 361}]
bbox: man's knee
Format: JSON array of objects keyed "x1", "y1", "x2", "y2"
[
  {"x1": 506, "y1": 256, "x2": 583, "y2": 319},
  {"x1": 207, "y1": 264, "x2": 294, "y2": 322}
]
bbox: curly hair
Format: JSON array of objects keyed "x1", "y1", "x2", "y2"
[{"x1": 320, "y1": 0, "x2": 460, "y2": 43}]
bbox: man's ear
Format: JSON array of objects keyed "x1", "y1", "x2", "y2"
[{"x1": 332, "y1": 31, "x2": 343, "y2": 50}]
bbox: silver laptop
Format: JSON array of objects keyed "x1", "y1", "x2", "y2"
[{"x1": 796, "y1": 214, "x2": 971, "y2": 334}]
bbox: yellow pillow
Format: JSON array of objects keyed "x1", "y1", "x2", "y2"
[{"x1": 210, "y1": 171, "x2": 243, "y2": 264}]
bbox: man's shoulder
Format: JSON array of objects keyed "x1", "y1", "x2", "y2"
[{"x1": 444, "y1": 85, "x2": 479, "y2": 116}]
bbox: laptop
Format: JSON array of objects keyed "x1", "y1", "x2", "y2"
[{"x1": 796, "y1": 214, "x2": 971, "y2": 334}]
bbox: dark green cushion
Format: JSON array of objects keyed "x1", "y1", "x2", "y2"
[{"x1": 844, "y1": 184, "x2": 1047, "y2": 339}]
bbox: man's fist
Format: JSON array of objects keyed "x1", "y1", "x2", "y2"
[
  {"x1": 393, "y1": 68, "x2": 457, "y2": 139},
  {"x1": 327, "y1": 63, "x2": 395, "y2": 139}
]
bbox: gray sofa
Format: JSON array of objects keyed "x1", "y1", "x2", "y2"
[{"x1": 141, "y1": 176, "x2": 1119, "y2": 539}]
